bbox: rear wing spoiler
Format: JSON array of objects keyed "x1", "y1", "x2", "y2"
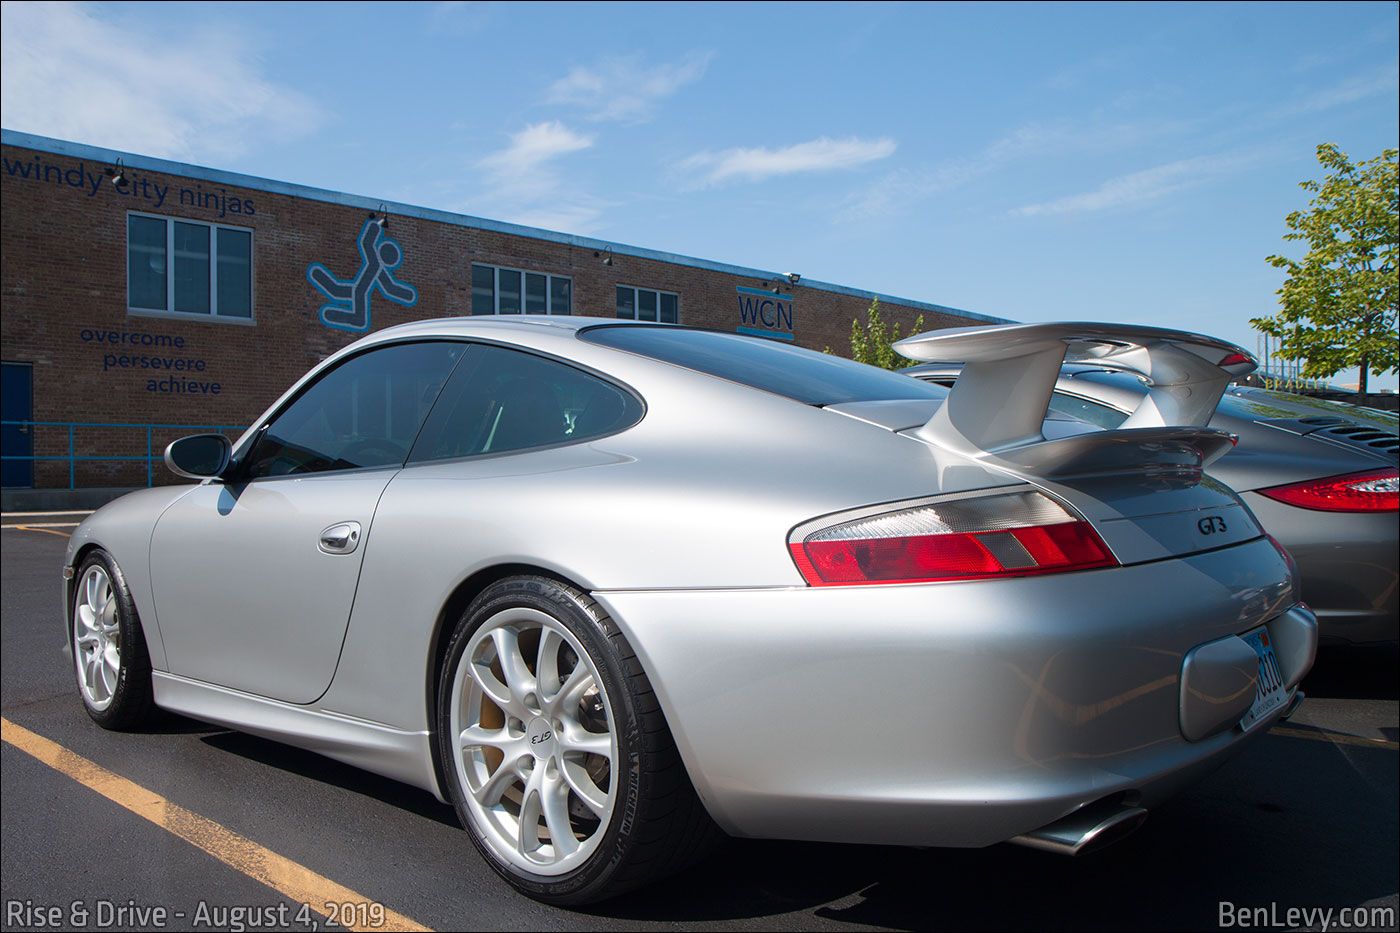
[{"x1": 893, "y1": 322, "x2": 1256, "y2": 475}]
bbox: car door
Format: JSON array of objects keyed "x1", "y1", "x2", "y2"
[{"x1": 149, "y1": 340, "x2": 465, "y2": 704}]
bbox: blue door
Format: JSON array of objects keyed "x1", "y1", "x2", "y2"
[{"x1": 1, "y1": 363, "x2": 34, "y2": 487}]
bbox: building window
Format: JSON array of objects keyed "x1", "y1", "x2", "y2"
[
  {"x1": 616, "y1": 286, "x2": 678, "y2": 323},
  {"x1": 127, "y1": 213, "x2": 252, "y2": 321},
  {"x1": 471, "y1": 264, "x2": 572, "y2": 315}
]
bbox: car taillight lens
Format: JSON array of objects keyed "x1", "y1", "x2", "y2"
[
  {"x1": 789, "y1": 489, "x2": 1118, "y2": 586},
  {"x1": 1257, "y1": 468, "x2": 1399, "y2": 512}
]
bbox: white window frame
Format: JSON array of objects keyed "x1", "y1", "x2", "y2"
[
  {"x1": 471, "y1": 263, "x2": 572, "y2": 315},
  {"x1": 616, "y1": 285, "x2": 679, "y2": 324},
  {"x1": 126, "y1": 211, "x2": 255, "y2": 325}
]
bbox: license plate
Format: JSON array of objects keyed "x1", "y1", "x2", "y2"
[{"x1": 1238, "y1": 627, "x2": 1287, "y2": 732}]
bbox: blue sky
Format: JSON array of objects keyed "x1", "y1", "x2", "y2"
[{"x1": 2, "y1": 0, "x2": 1397, "y2": 388}]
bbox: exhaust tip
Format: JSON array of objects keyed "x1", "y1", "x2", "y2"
[{"x1": 1010, "y1": 799, "x2": 1148, "y2": 856}]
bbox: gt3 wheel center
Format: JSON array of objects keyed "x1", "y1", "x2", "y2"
[{"x1": 526, "y1": 717, "x2": 556, "y2": 758}]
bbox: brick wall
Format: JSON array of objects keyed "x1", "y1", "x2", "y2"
[{"x1": 1, "y1": 141, "x2": 985, "y2": 489}]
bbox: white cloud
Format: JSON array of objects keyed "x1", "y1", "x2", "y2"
[
  {"x1": 426, "y1": 1, "x2": 492, "y2": 36},
  {"x1": 1288, "y1": 66, "x2": 1399, "y2": 115},
  {"x1": 1046, "y1": 51, "x2": 1130, "y2": 91},
  {"x1": 0, "y1": 0, "x2": 323, "y2": 161},
  {"x1": 680, "y1": 136, "x2": 896, "y2": 187},
  {"x1": 836, "y1": 117, "x2": 1210, "y2": 223},
  {"x1": 837, "y1": 125, "x2": 1062, "y2": 221},
  {"x1": 546, "y1": 51, "x2": 712, "y2": 122},
  {"x1": 1011, "y1": 152, "x2": 1257, "y2": 217},
  {"x1": 501, "y1": 202, "x2": 607, "y2": 234},
  {"x1": 469, "y1": 121, "x2": 604, "y2": 233},
  {"x1": 478, "y1": 121, "x2": 594, "y2": 177}
]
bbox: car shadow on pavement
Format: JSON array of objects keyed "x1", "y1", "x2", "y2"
[
  {"x1": 1302, "y1": 645, "x2": 1399, "y2": 701},
  {"x1": 588, "y1": 729, "x2": 1398, "y2": 929},
  {"x1": 198, "y1": 729, "x2": 460, "y2": 828},
  {"x1": 138, "y1": 709, "x2": 238, "y2": 735}
]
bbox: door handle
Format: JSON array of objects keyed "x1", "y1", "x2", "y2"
[{"x1": 318, "y1": 521, "x2": 362, "y2": 555}]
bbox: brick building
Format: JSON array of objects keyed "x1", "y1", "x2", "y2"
[{"x1": 1, "y1": 129, "x2": 1005, "y2": 493}]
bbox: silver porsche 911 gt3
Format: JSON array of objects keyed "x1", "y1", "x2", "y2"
[{"x1": 64, "y1": 317, "x2": 1317, "y2": 904}]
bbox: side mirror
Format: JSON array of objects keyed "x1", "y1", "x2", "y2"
[{"x1": 164, "y1": 434, "x2": 232, "y2": 480}]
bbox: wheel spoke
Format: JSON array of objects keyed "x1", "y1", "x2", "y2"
[
  {"x1": 561, "y1": 760, "x2": 609, "y2": 817},
  {"x1": 491, "y1": 628, "x2": 538, "y2": 713},
  {"x1": 535, "y1": 628, "x2": 564, "y2": 701},
  {"x1": 554, "y1": 664, "x2": 595, "y2": 716},
  {"x1": 517, "y1": 768, "x2": 545, "y2": 857},
  {"x1": 84, "y1": 572, "x2": 103, "y2": 615},
  {"x1": 76, "y1": 604, "x2": 98, "y2": 638},
  {"x1": 469, "y1": 656, "x2": 513, "y2": 711},
  {"x1": 85, "y1": 653, "x2": 108, "y2": 701},
  {"x1": 459, "y1": 725, "x2": 528, "y2": 762},
  {"x1": 471, "y1": 758, "x2": 522, "y2": 809},
  {"x1": 539, "y1": 771, "x2": 579, "y2": 857},
  {"x1": 558, "y1": 722, "x2": 612, "y2": 759}
]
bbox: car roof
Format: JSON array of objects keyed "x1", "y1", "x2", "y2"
[{"x1": 357, "y1": 314, "x2": 633, "y2": 342}]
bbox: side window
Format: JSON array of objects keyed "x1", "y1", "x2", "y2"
[
  {"x1": 1049, "y1": 391, "x2": 1129, "y2": 429},
  {"x1": 411, "y1": 345, "x2": 642, "y2": 462},
  {"x1": 243, "y1": 342, "x2": 465, "y2": 478}
]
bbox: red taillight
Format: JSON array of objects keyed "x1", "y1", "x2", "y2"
[
  {"x1": 789, "y1": 489, "x2": 1118, "y2": 586},
  {"x1": 1257, "y1": 468, "x2": 1399, "y2": 513}
]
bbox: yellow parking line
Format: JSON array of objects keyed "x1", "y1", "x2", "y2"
[
  {"x1": 1270, "y1": 724, "x2": 1398, "y2": 750},
  {"x1": 7, "y1": 525, "x2": 71, "y2": 537},
  {"x1": 1, "y1": 718, "x2": 432, "y2": 932}
]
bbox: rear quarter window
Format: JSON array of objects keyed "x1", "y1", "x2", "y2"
[{"x1": 409, "y1": 344, "x2": 642, "y2": 461}]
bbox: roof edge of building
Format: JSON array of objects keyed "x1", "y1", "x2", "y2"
[{"x1": 1, "y1": 128, "x2": 1012, "y2": 326}]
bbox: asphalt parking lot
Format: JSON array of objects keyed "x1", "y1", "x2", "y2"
[{"x1": 2, "y1": 517, "x2": 1396, "y2": 933}]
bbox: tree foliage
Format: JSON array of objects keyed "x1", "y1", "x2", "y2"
[
  {"x1": 1251, "y1": 143, "x2": 1398, "y2": 395},
  {"x1": 839, "y1": 298, "x2": 925, "y2": 370}
]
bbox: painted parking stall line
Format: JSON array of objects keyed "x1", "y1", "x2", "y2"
[
  {"x1": 4, "y1": 526, "x2": 72, "y2": 537},
  {"x1": 0, "y1": 718, "x2": 432, "y2": 933},
  {"x1": 1269, "y1": 724, "x2": 1399, "y2": 750}
]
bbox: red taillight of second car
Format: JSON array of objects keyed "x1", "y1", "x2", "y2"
[
  {"x1": 1257, "y1": 468, "x2": 1399, "y2": 513},
  {"x1": 789, "y1": 489, "x2": 1118, "y2": 586}
]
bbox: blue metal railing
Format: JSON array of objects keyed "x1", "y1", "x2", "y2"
[{"x1": 1, "y1": 421, "x2": 245, "y2": 489}]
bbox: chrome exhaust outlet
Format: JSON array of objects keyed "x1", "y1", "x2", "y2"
[
  {"x1": 1279, "y1": 690, "x2": 1305, "y2": 722},
  {"x1": 1009, "y1": 799, "x2": 1148, "y2": 856}
]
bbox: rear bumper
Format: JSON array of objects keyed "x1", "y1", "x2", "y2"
[
  {"x1": 1242, "y1": 491, "x2": 1398, "y2": 645},
  {"x1": 596, "y1": 536, "x2": 1312, "y2": 847}
]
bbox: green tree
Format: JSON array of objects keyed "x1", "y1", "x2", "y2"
[
  {"x1": 1252, "y1": 143, "x2": 1398, "y2": 396},
  {"x1": 835, "y1": 298, "x2": 924, "y2": 370}
]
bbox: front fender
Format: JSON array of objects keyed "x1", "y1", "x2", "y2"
[{"x1": 64, "y1": 484, "x2": 201, "y2": 670}]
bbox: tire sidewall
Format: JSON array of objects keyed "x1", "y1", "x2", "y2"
[
  {"x1": 70, "y1": 549, "x2": 148, "y2": 728},
  {"x1": 436, "y1": 576, "x2": 643, "y2": 904}
]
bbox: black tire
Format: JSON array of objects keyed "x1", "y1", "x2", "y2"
[
  {"x1": 436, "y1": 575, "x2": 721, "y2": 904},
  {"x1": 69, "y1": 549, "x2": 156, "y2": 730}
]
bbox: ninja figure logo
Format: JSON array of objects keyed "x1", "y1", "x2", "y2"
[{"x1": 307, "y1": 218, "x2": 418, "y2": 332}]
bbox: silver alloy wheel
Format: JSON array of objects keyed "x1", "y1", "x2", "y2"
[
  {"x1": 74, "y1": 564, "x2": 121, "y2": 712},
  {"x1": 448, "y1": 606, "x2": 618, "y2": 876}
]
